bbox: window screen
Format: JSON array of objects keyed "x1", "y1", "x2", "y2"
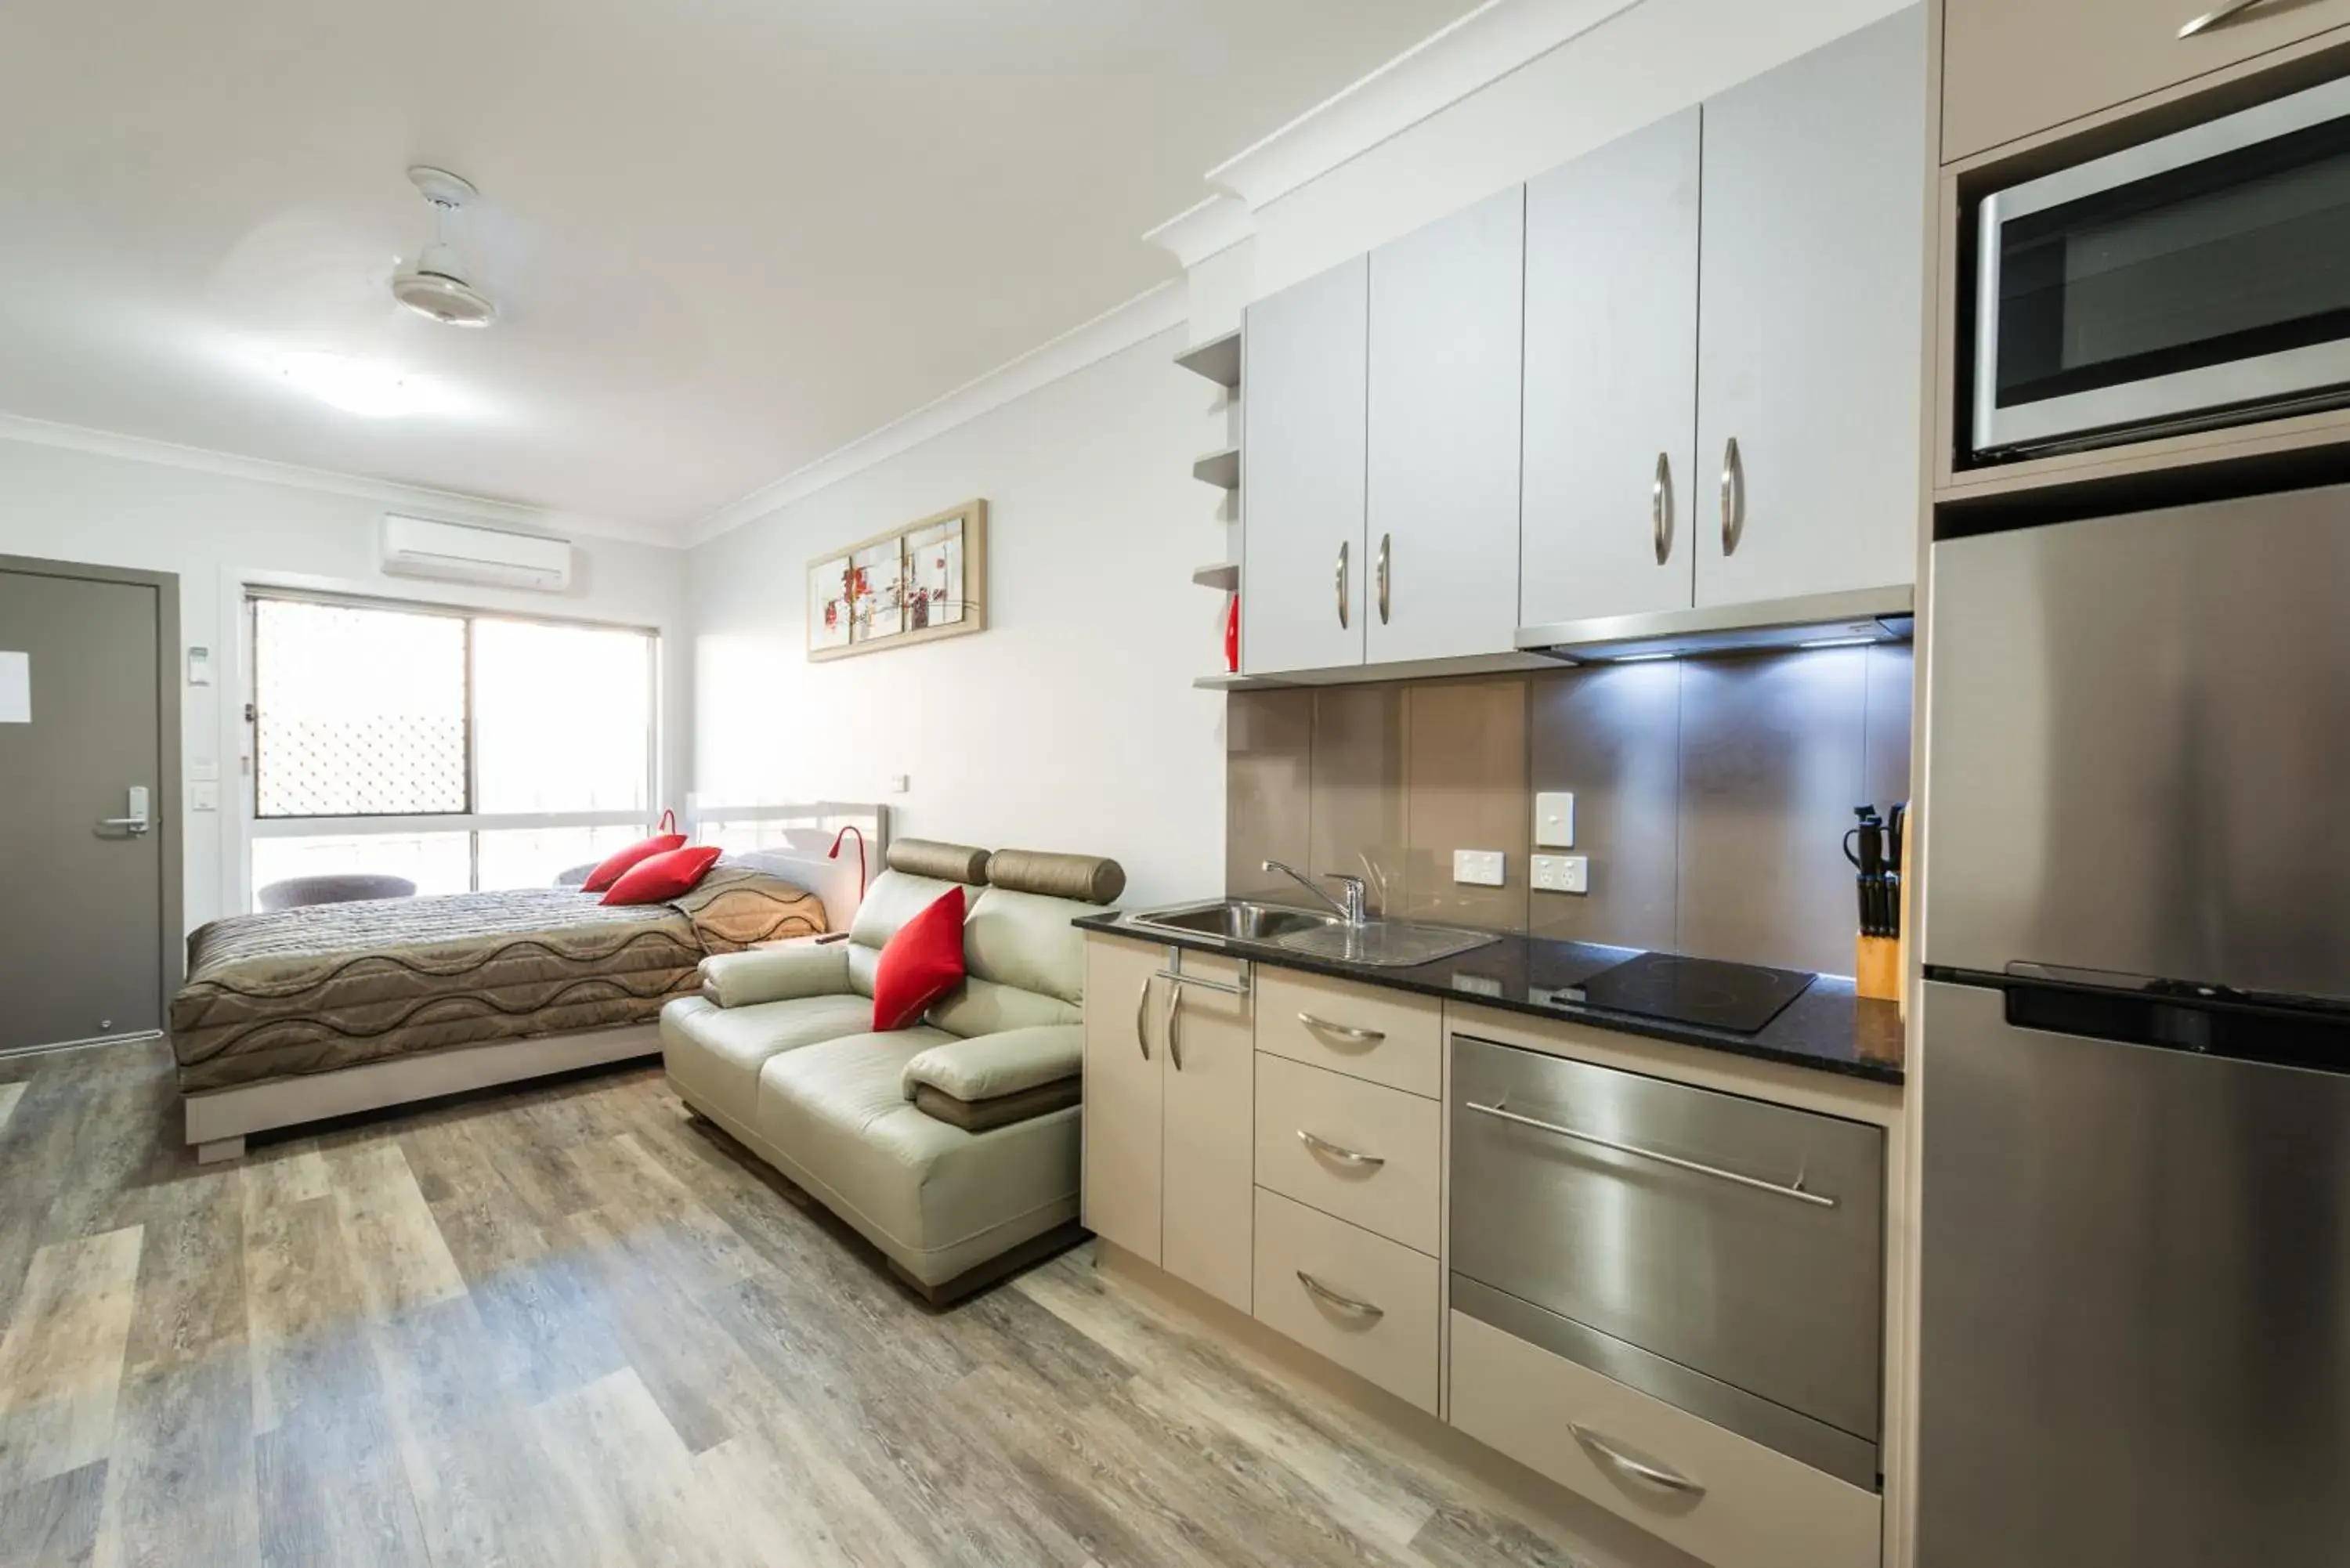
[{"x1": 252, "y1": 598, "x2": 468, "y2": 817}]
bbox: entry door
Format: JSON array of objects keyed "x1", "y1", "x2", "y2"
[{"x1": 0, "y1": 563, "x2": 171, "y2": 1051}]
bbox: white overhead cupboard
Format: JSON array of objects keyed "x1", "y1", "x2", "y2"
[{"x1": 1239, "y1": 8, "x2": 1925, "y2": 681}]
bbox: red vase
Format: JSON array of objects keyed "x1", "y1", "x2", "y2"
[{"x1": 1224, "y1": 593, "x2": 1240, "y2": 673}]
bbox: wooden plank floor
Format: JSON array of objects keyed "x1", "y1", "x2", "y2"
[{"x1": 0, "y1": 1040, "x2": 1608, "y2": 1568}]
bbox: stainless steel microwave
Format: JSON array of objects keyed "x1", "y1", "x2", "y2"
[{"x1": 1973, "y1": 74, "x2": 2350, "y2": 461}]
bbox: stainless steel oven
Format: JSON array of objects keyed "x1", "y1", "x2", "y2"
[{"x1": 1973, "y1": 72, "x2": 2350, "y2": 461}]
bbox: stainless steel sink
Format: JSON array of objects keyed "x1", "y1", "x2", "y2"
[
  {"x1": 1276, "y1": 919, "x2": 1498, "y2": 967},
  {"x1": 1127, "y1": 899, "x2": 1496, "y2": 967},
  {"x1": 1130, "y1": 899, "x2": 1340, "y2": 943}
]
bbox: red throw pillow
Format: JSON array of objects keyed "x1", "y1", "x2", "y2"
[
  {"x1": 872, "y1": 886, "x2": 967, "y2": 1031},
  {"x1": 581, "y1": 832, "x2": 687, "y2": 893},
  {"x1": 601, "y1": 844, "x2": 721, "y2": 905}
]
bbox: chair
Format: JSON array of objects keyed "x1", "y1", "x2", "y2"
[{"x1": 256, "y1": 874, "x2": 418, "y2": 912}]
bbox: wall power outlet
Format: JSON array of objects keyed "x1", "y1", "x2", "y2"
[
  {"x1": 1531, "y1": 854, "x2": 1589, "y2": 894},
  {"x1": 1452, "y1": 849, "x2": 1506, "y2": 887}
]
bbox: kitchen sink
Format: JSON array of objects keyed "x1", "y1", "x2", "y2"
[
  {"x1": 1131, "y1": 899, "x2": 1340, "y2": 943},
  {"x1": 1127, "y1": 900, "x2": 1497, "y2": 967}
]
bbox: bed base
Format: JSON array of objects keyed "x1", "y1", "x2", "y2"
[{"x1": 184, "y1": 1021, "x2": 664, "y2": 1162}]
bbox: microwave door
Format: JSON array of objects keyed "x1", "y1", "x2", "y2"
[
  {"x1": 1973, "y1": 72, "x2": 2350, "y2": 460},
  {"x1": 1922, "y1": 484, "x2": 2350, "y2": 1000}
]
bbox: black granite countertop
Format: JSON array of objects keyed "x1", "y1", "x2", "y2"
[{"x1": 1073, "y1": 908, "x2": 1905, "y2": 1086}]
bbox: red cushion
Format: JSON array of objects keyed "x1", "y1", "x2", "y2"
[
  {"x1": 871, "y1": 886, "x2": 967, "y2": 1031},
  {"x1": 580, "y1": 832, "x2": 687, "y2": 893},
  {"x1": 600, "y1": 844, "x2": 721, "y2": 905}
]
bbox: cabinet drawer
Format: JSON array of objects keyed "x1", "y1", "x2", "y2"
[
  {"x1": 1253, "y1": 1189, "x2": 1440, "y2": 1414},
  {"x1": 1451, "y1": 1312, "x2": 1880, "y2": 1568},
  {"x1": 1943, "y1": 0, "x2": 2350, "y2": 163},
  {"x1": 1254, "y1": 968, "x2": 1441, "y2": 1097},
  {"x1": 1254, "y1": 1054, "x2": 1441, "y2": 1255}
]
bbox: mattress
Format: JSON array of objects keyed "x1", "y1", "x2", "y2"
[{"x1": 172, "y1": 866, "x2": 824, "y2": 1093}]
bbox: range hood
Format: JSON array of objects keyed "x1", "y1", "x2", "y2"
[{"x1": 1517, "y1": 586, "x2": 1914, "y2": 664}]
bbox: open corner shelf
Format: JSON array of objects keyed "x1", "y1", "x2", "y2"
[
  {"x1": 1191, "y1": 446, "x2": 1241, "y2": 491},
  {"x1": 1174, "y1": 330, "x2": 1242, "y2": 390},
  {"x1": 1191, "y1": 562, "x2": 1240, "y2": 592}
]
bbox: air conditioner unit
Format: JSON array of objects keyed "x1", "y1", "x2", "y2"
[{"x1": 381, "y1": 515, "x2": 572, "y2": 592}]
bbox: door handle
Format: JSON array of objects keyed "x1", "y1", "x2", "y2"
[
  {"x1": 1165, "y1": 980, "x2": 1183, "y2": 1072},
  {"x1": 1376, "y1": 533, "x2": 1391, "y2": 624},
  {"x1": 98, "y1": 786, "x2": 151, "y2": 837},
  {"x1": 1719, "y1": 437, "x2": 1744, "y2": 557},
  {"x1": 1133, "y1": 976, "x2": 1152, "y2": 1061},
  {"x1": 1570, "y1": 1426, "x2": 1705, "y2": 1496},
  {"x1": 2178, "y1": 0, "x2": 2276, "y2": 37},
  {"x1": 1653, "y1": 452, "x2": 1675, "y2": 565},
  {"x1": 1335, "y1": 540, "x2": 1350, "y2": 630}
]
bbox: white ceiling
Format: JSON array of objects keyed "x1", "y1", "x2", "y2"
[{"x1": 0, "y1": 0, "x2": 1480, "y2": 538}]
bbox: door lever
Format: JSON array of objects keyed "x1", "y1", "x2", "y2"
[{"x1": 98, "y1": 786, "x2": 151, "y2": 836}]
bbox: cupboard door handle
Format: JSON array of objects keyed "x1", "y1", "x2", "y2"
[
  {"x1": 1376, "y1": 533, "x2": 1391, "y2": 624},
  {"x1": 1296, "y1": 1012, "x2": 1384, "y2": 1045},
  {"x1": 2178, "y1": 0, "x2": 2273, "y2": 36},
  {"x1": 1571, "y1": 1426, "x2": 1706, "y2": 1496},
  {"x1": 1296, "y1": 1270, "x2": 1384, "y2": 1321},
  {"x1": 1165, "y1": 981, "x2": 1183, "y2": 1072},
  {"x1": 1719, "y1": 436, "x2": 1744, "y2": 557},
  {"x1": 1334, "y1": 541, "x2": 1350, "y2": 630},
  {"x1": 1652, "y1": 451, "x2": 1675, "y2": 565},
  {"x1": 1297, "y1": 1129, "x2": 1386, "y2": 1169},
  {"x1": 1464, "y1": 1095, "x2": 1836, "y2": 1208},
  {"x1": 1133, "y1": 977, "x2": 1152, "y2": 1061}
]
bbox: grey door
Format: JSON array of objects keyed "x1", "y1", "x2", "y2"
[{"x1": 0, "y1": 562, "x2": 174, "y2": 1052}]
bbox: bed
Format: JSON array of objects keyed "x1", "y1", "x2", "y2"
[{"x1": 171, "y1": 861, "x2": 830, "y2": 1161}]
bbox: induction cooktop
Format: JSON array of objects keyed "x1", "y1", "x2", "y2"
[{"x1": 1568, "y1": 951, "x2": 1818, "y2": 1035}]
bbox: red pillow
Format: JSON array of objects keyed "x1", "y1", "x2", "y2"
[
  {"x1": 872, "y1": 887, "x2": 967, "y2": 1031},
  {"x1": 581, "y1": 832, "x2": 687, "y2": 893},
  {"x1": 600, "y1": 844, "x2": 721, "y2": 905}
]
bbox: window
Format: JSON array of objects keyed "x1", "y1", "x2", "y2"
[{"x1": 247, "y1": 593, "x2": 659, "y2": 903}]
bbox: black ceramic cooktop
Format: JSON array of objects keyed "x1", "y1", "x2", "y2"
[{"x1": 1567, "y1": 951, "x2": 1818, "y2": 1035}]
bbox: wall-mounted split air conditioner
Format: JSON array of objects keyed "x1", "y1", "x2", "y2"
[{"x1": 380, "y1": 514, "x2": 573, "y2": 592}]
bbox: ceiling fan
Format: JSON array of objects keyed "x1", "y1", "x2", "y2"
[{"x1": 392, "y1": 166, "x2": 498, "y2": 328}]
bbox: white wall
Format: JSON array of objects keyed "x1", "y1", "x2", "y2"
[
  {"x1": 0, "y1": 435, "x2": 689, "y2": 931},
  {"x1": 688, "y1": 327, "x2": 1227, "y2": 909},
  {"x1": 1194, "y1": 0, "x2": 1913, "y2": 325}
]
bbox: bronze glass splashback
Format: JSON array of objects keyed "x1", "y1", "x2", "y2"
[{"x1": 1225, "y1": 645, "x2": 1913, "y2": 977}]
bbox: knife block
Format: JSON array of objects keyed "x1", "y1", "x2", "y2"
[{"x1": 1855, "y1": 935, "x2": 1900, "y2": 1003}]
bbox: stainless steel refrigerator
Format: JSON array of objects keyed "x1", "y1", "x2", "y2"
[{"x1": 1918, "y1": 482, "x2": 2350, "y2": 1564}]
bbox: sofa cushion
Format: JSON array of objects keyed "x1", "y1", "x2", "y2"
[
  {"x1": 756, "y1": 1031, "x2": 1079, "y2": 1276},
  {"x1": 660, "y1": 991, "x2": 879, "y2": 1119},
  {"x1": 923, "y1": 977, "x2": 1079, "y2": 1039},
  {"x1": 985, "y1": 847, "x2": 1125, "y2": 905},
  {"x1": 848, "y1": 870, "x2": 966, "y2": 951},
  {"x1": 883, "y1": 839, "x2": 992, "y2": 884},
  {"x1": 962, "y1": 887, "x2": 1092, "y2": 1006},
  {"x1": 872, "y1": 887, "x2": 967, "y2": 1030}
]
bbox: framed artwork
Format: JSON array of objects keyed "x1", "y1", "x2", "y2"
[{"x1": 807, "y1": 499, "x2": 988, "y2": 662}]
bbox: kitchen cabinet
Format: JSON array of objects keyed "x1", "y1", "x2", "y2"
[
  {"x1": 1942, "y1": 0, "x2": 2350, "y2": 164},
  {"x1": 1078, "y1": 934, "x2": 1253, "y2": 1311},
  {"x1": 1243, "y1": 258, "x2": 1368, "y2": 677},
  {"x1": 1366, "y1": 186, "x2": 1525, "y2": 666},
  {"x1": 1520, "y1": 107, "x2": 1701, "y2": 630},
  {"x1": 1694, "y1": 7, "x2": 1925, "y2": 609}
]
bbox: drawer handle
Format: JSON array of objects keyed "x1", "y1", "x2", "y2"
[
  {"x1": 1571, "y1": 1425, "x2": 1706, "y2": 1497},
  {"x1": 1297, "y1": 1011, "x2": 1385, "y2": 1045},
  {"x1": 1464, "y1": 1096, "x2": 1836, "y2": 1209},
  {"x1": 1295, "y1": 1270, "x2": 1384, "y2": 1321},
  {"x1": 1296, "y1": 1129, "x2": 1386, "y2": 1169}
]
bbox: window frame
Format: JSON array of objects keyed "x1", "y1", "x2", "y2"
[{"x1": 243, "y1": 588, "x2": 663, "y2": 896}]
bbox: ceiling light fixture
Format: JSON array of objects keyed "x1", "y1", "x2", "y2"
[
  {"x1": 392, "y1": 167, "x2": 499, "y2": 327},
  {"x1": 278, "y1": 351, "x2": 437, "y2": 417}
]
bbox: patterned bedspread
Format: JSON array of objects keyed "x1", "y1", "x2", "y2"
[{"x1": 171, "y1": 866, "x2": 823, "y2": 1093}]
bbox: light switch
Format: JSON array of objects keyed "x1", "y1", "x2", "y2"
[
  {"x1": 887, "y1": 774, "x2": 910, "y2": 794},
  {"x1": 1535, "y1": 791, "x2": 1575, "y2": 847},
  {"x1": 1452, "y1": 849, "x2": 1505, "y2": 887},
  {"x1": 190, "y1": 782, "x2": 220, "y2": 813},
  {"x1": 187, "y1": 646, "x2": 213, "y2": 686},
  {"x1": 1531, "y1": 854, "x2": 1589, "y2": 894}
]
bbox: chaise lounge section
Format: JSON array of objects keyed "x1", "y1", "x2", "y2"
[{"x1": 660, "y1": 838, "x2": 1123, "y2": 1302}]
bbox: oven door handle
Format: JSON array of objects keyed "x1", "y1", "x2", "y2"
[
  {"x1": 1463, "y1": 1095, "x2": 1836, "y2": 1209},
  {"x1": 2178, "y1": 0, "x2": 2275, "y2": 38}
]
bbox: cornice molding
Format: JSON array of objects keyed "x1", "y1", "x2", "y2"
[
  {"x1": 1142, "y1": 194, "x2": 1256, "y2": 269},
  {"x1": 1202, "y1": 0, "x2": 1646, "y2": 215},
  {"x1": 685, "y1": 278, "x2": 1185, "y2": 547},
  {"x1": 0, "y1": 410, "x2": 672, "y2": 547}
]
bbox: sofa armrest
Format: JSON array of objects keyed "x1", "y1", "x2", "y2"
[
  {"x1": 902, "y1": 1024, "x2": 1081, "y2": 1104},
  {"x1": 700, "y1": 943, "x2": 852, "y2": 1009}
]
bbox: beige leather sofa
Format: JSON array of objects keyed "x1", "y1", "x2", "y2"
[{"x1": 660, "y1": 840, "x2": 1123, "y2": 1302}]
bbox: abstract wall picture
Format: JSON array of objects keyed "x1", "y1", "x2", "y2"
[{"x1": 807, "y1": 499, "x2": 988, "y2": 662}]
